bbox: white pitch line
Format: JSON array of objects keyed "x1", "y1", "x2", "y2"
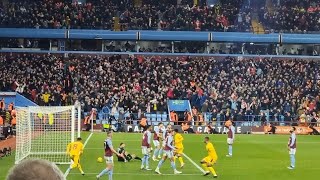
[
  {"x1": 182, "y1": 153, "x2": 206, "y2": 174},
  {"x1": 69, "y1": 172, "x2": 200, "y2": 176},
  {"x1": 83, "y1": 132, "x2": 94, "y2": 147},
  {"x1": 111, "y1": 139, "x2": 319, "y2": 144},
  {"x1": 64, "y1": 132, "x2": 94, "y2": 177}
]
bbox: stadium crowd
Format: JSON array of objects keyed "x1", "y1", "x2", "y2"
[
  {"x1": 0, "y1": 53, "x2": 320, "y2": 125},
  {"x1": 0, "y1": 0, "x2": 251, "y2": 31},
  {"x1": 2, "y1": 0, "x2": 320, "y2": 33},
  {"x1": 261, "y1": 0, "x2": 320, "y2": 32}
]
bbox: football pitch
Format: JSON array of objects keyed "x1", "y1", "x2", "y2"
[{"x1": 1, "y1": 132, "x2": 320, "y2": 180}]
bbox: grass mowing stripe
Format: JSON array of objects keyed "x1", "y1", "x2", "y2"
[{"x1": 182, "y1": 153, "x2": 206, "y2": 174}]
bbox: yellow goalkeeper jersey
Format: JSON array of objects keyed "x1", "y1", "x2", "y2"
[
  {"x1": 206, "y1": 142, "x2": 218, "y2": 160},
  {"x1": 174, "y1": 133, "x2": 184, "y2": 149},
  {"x1": 67, "y1": 141, "x2": 84, "y2": 156}
]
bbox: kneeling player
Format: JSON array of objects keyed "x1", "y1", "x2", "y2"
[
  {"x1": 201, "y1": 137, "x2": 218, "y2": 178},
  {"x1": 117, "y1": 143, "x2": 142, "y2": 162},
  {"x1": 155, "y1": 130, "x2": 182, "y2": 175}
]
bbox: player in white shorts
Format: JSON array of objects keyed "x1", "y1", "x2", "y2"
[
  {"x1": 225, "y1": 120, "x2": 235, "y2": 157},
  {"x1": 287, "y1": 127, "x2": 297, "y2": 170},
  {"x1": 141, "y1": 125, "x2": 152, "y2": 170},
  {"x1": 96, "y1": 131, "x2": 122, "y2": 180},
  {"x1": 162, "y1": 124, "x2": 172, "y2": 147},
  {"x1": 155, "y1": 130, "x2": 182, "y2": 175},
  {"x1": 152, "y1": 123, "x2": 165, "y2": 161}
]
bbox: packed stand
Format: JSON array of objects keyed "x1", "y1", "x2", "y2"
[
  {"x1": 1, "y1": 53, "x2": 320, "y2": 127},
  {"x1": 0, "y1": 99, "x2": 16, "y2": 140},
  {"x1": 260, "y1": 0, "x2": 320, "y2": 33},
  {"x1": 0, "y1": 0, "x2": 252, "y2": 31}
]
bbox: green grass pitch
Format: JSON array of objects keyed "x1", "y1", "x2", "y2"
[{"x1": 1, "y1": 132, "x2": 319, "y2": 180}]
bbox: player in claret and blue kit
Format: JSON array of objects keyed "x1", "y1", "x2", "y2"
[
  {"x1": 287, "y1": 127, "x2": 297, "y2": 170},
  {"x1": 152, "y1": 122, "x2": 165, "y2": 161},
  {"x1": 225, "y1": 120, "x2": 235, "y2": 157},
  {"x1": 96, "y1": 131, "x2": 123, "y2": 180},
  {"x1": 155, "y1": 129, "x2": 182, "y2": 175},
  {"x1": 141, "y1": 125, "x2": 152, "y2": 170}
]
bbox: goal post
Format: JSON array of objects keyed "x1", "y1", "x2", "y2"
[{"x1": 15, "y1": 105, "x2": 81, "y2": 165}]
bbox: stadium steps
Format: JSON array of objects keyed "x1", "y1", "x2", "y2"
[
  {"x1": 112, "y1": 17, "x2": 121, "y2": 31},
  {"x1": 251, "y1": 11, "x2": 265, "y2": 35},
  {"x1": 252, "y1": 19, "x2": 265, "y2": 34}
]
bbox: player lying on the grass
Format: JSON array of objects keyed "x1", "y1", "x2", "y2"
[
  {"x1": 117, "y1": 143, "x2": 142, "y2": 162},
  {"x1": 201, "y1": 136, "x2": 218, "y2": 178},
  {"x1": 65, "y1": 137, "x2": 85, "y2": 176},
  {"x1": 152, "y1": 122, "x2": 165, "y2": 161},
  {"x1": 141, "y1": 125, "x2": 152, "y2": 170},
  {"x1": 225, "y1": 120, "x2": 235, "y2": 157},
  {"x1": 96, "y1": 131, "x2": 124, "y2": 180},
  {"x1": 288, "y1": 126, "x2": 297, "y2": 170},
  {"x1": 155, "y1": 129, "x2": 182, "y2": 175},
  {"x1": 173, "y1": 129, "x2": 185, "y2": 168}
]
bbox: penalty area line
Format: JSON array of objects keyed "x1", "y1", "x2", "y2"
[
  {"x1": 64, "y1": 132, "x2": 94, "y2": 177},
  {"x1": 182, "y1": 153, "x2": 206, "y2": 174}
]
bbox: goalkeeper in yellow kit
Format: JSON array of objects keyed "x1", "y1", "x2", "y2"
[
  {"x1": 173, "y1": 129, "x2": 185, "y2": 168},
  {"x1": 201, "y1": 136, "x2": 218, "y2": 178},
  {"x1": 65, "y1": 137, "x2": 85, "y2": 176}
]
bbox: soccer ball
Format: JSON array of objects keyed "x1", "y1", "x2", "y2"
[{"x1": 97, "y1": 157, "x2": 103, "y2": 163}]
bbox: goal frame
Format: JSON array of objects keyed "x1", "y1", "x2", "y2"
[{"x1": 14, "y1": 105, "x2": 81, "y2": 165}]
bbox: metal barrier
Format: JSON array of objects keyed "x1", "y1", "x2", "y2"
[
  {"x1": 1, "y1": 28, "x2": 320, "y2": 43},
  {"x1": 1, "y1": 49, "x2": 320, "y2": 59}
]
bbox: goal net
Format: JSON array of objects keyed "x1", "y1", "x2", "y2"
[{"x1": 15, "y1": 106, "x2": 81, "y2": 164}]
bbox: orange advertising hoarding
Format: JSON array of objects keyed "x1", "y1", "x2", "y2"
[{"x1": 264, "y1": 126, "x2": 320, "y2": 135}]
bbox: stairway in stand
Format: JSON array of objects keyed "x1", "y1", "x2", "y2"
[
  {"x1": 113, "y1": 17, "x2": 120, "y2": 31},
  {"x1": 251, "y1": 19, "x2": 265, "y2": 34},
  {"x1": 251, "y1": 10, "x2": 265, "y2": 34}
]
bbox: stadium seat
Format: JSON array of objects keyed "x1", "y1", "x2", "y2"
[
  {"x1": 151, "y1": 114, "x2": 157, "y2": 125},
  {"x1": 156, "y1": 114, "x2": 162, "y2": 122},
  {"x1": 161, "y1": 113, "x2": 168, "y2": 122},
  {"x1": 145, "y1": 113, "x2": 151, "y2": 120}
]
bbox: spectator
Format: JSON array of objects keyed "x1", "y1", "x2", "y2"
[
  {"x1": 139, "y1": 115, "x2": 147, "y2": 130},
  {"x1": 260, "y1": 0, "x2": 320, "y2": 33},
  {"x1": 6, "y1": 159, "x2": 65, "y2": 180},
  {"x1": 0, "y1": 0, "x2": 251, "y2": 32},
  {"x1": 42, "y1": 91, "x2": 51, "y2": 106},
  {"x1": 1, "y1": 53, "x2": 320, "y2": 123},
  {"x1": 266, "y1": 123, "x2": 277, "y2": 134},
  {"x1": 181, "y1": 121, "x2": 194, "y2": 133}
]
